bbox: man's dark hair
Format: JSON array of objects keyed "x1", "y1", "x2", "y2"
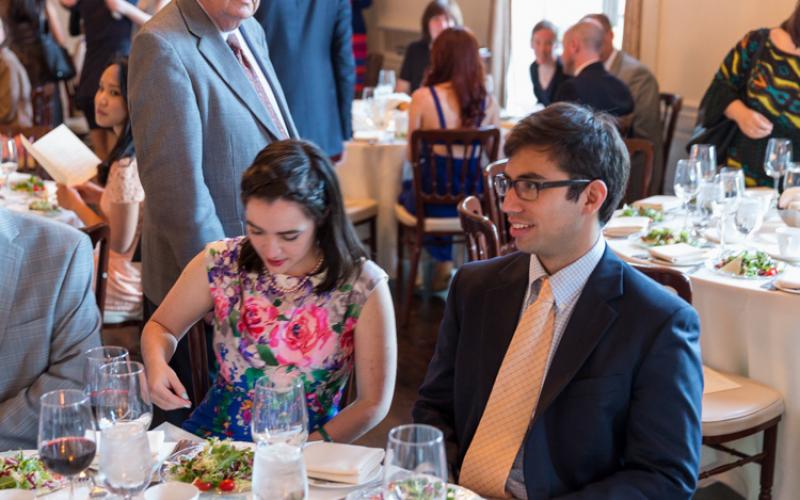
[{"x1": 504, "y1": 102, "x2": 629, "y2": 223}]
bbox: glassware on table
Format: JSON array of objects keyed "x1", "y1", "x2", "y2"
[
  {"x1": 99, "y1": 420, "x2": 154, "y2": 500},
  {"x1": 734, "y1": 196, "x2": 766, "y2": 241},
  {"x1": 784, "y1": 163, "x2": 800, "y2": 189},
  {"x1": 689, "y1": 144, "x2": 718, "y2": 181},
  {"x1": 383, "y1": 424, "x2": 448, "y2": 500},
  {"x1": 253, "y1": 441, "x2": 308, "y2": 500},
  {"x1": 82, "y1": 346, "x2": 129, "y2": 424},
  {"x1": 251, "y1": 367, "x2": 308, "y2": 446},
  {"x1": 376, "y1": 70, "x2": 396, "y2": 96},
  {"x1": 95, "y1": 360, "x2": 152, "y2": 430},
  {"x1": 38, "y1": 389, "x2": 97, "y2": 499},
  {"x1": 710, "y1": 170, "x2": 744, "y2": 253},
  {"x1": 673, "y1": 159, "x2": 702, "y2": 231},
  {"x1": 764, "y1": 137, "x2": 792, "y2": 194},
  {"x1": 1, "y1": 137, "x2": 18, "y2": 194}
]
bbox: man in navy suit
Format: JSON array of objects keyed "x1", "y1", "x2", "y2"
[
  {"x1": 413, "y1": 102, "x2": 703, "y2": 499},
  {"x1": 555, "y1": 21, "x2": 634, "y2": 117}
]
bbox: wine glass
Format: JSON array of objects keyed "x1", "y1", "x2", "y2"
[
  {"x1": 251, "y1": 367, "x2": 308, "y2": 446},
  {"x1": 95, "y1": 360, "x2": 152, "y2": 430},
  {"x1": 83, "y1": 346, "x2": 129, "y2": 424},
  {"x1": 689, "y1": 144, "x2": 717, "y2": 181},
  {"x1": 38, "y1": 389, "x2": 97, "y2": 499},
  {"x1": 673, "y1": 159, "x2": 701, "y2": 231},
  {"x1": 1, "y1": 137, "x2": 18, "y2": 195},
  {"x1": 376, "y1": 70, "x2": 396, "y2": 96},
  {"x1": 784, "y1": 163, "x2": 800, "y2": 189},
  {"x1": 383, "y1": 424, "x2": 448, "y2": 500},
  {"x1": 711, "y1": 170, "x2": 744, "y2": 254},
  {"x1": 734, "y1": 196, "x2": 766, "y2": 242},
  {"x1": 764, "y1": 138, "x2": 792, "y2": 194}
]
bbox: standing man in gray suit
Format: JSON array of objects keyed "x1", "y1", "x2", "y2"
[
  {"x1": 585, "y1": 13, "x2": 664, "y2": 195},
  {"x1": 0, "y1": 208, "x2": 101, "y2": 451},
  {"x1": 128, "y1": 0, "x2": 297, "y2": 423}
]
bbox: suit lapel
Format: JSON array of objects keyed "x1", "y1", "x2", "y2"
[
  {"x1": 0, "y1": 212, "x2": 22, "y2": 347},
  {"x1": 178, "y1": 0, "x2": 282, "y2": 138},
  {"x1": 534, "y1": 248, "x2": 624, "y2": 419}
]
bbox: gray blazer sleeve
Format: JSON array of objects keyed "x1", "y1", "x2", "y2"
[
  {"x1": 0, "y1": 235, "x2": 101, "y2": 448},
  {"x1": 333, "y1": 0, "x2": 355, "y2": 141},
  {"x1": 129, "y1": 31, "x2": 226, "y2": 269}
]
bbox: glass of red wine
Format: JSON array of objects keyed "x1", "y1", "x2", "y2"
[
  {"x1": 83, "y1": 346, "x2": 129, "y2": 425},
  {"x1": 38, "y1": 389, "x2": 97, "y2": 499}
]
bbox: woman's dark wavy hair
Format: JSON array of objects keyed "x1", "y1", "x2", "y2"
[
  {"x1": 782, "y1": 1, "x2": 800, "y2": 48},
  {"x1": 424, "y1": 27, "x2": 486, "y2": 127},
  {"x1": 238, "y1": 140, "x2": 367, "y2": 294},
  {"x1": 420, "y1": 1, "x2": 457, "y2": 43},
  {"x1": 97, "y1": 56, "x2": 134, "y2": 186}
]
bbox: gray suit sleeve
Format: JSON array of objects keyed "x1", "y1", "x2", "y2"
[
  {"x1": 0, "y1": 235, "x2": 101, "y2": 446},
  {"x1": 333, "y1": 0, "x2": 355, "y2": 141},
  {"x1": 129, "y1": 31, "x2": 226, "y2": 269}
]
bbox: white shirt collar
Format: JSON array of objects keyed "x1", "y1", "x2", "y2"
[
  {"x1": 527, "y1": 236, "x2": 606, "y2": 309},
  {"x1": 574, "y1": 58, "x2": 601, "y2": 76},
  {"x1": 604, "y1": 49, "x2": 620, "y2": 71}
]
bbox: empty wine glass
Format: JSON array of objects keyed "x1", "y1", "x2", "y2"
[
  {"x1": 689, "y1": 144, "x2": 717, "y2": 181},
  {"x1": 83, "y1": 346, "x2": 129, "y2": 425},
  {"x1": 383, "y1": 424, "x2": 448, "y2": 500},
  {"x1": 95, "y1": 360, "x2": 152, "y2": 430},
  {"x1": 764, "y1": 138, "x2": 792, "y2": 194},
  {"x1": 734, "y1": 196, "x2": 766, "y2": 242},
  {"x1": 673, "y1": 159, "x2": 701, "y2": 231},
  {"x1": 251, "y1": 367, "x2": 308, "y2": 446},
  {"x1": 38, "y1": 390, "x2": 96, "y2": 499},
  {"x1": 377, "y1": 70, "x2": 396, "y2": 96},
  {"x1": 1, "y1": 137, "x2": 18, "y2": 194},
  {"x1": 711, "y1": 170, "x2": 744, "y2": 254}
]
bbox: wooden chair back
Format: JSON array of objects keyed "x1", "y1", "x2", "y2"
[
  {"x1": 483, "y1": 159, "x2": 511, "y2": 247},
  {"x1": 362, "y1": 53, "x2": 384, "y2": 96},
  {"x1": 81, "y1": 223, "x2": 110, "y2": 318},
  {"x1": 624, "y1": 138, "x2": 655, "y2": 203},
  {"x1": 659, "y1": 92, "x2": 683, "y2": 186},
  {"x1": 458, "y1": 195, "x2": 500, "y2": 262},
  {"x1": 32, "y1": 84, "x2": 57, "y2": 127},
  {"x1": 632, "y1": 264, "x2": 693, "y2": 304}
]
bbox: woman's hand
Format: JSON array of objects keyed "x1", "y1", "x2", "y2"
[
  {"x1": 145, "y1": 359, "x2": 192, "y2": 410},
  {"x1": 728, "y1": 102, "x2": 773, "y2": 139},
  {"x1": 75, "y1": 181, "x2": 104, "y2": 205},
  {"x1": 56, "y1": 184, "x2": 84, "y2": 211}
]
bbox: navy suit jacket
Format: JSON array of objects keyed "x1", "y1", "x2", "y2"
[
  {"x1": 255, "y1": 0, "x2": 355, "y2": 157},
  {"x1": 413, "y1": 249, "x2": 703, "y2": 499},
  {"x1": 554, "y1": 61, "x2": 634, "y2": 117}
]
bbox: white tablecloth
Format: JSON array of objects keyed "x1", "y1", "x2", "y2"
[
  {"x1": 607, "y1": 220, "x2": 800, "y2": 499},
  {"x1": 0, "y1": 172, "x2": 82, "y2": 227},
  {"x1": 337, "y1": 140, "x2": 407, "y2": 276}
]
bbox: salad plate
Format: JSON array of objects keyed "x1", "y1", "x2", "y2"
[
  {"x1": 705, "y1": 251, "x2": 784, "y2": 280},
  {"x1": 632, "y1": 227, "x2": 697, "y2": 248},
  {"x1": 0, "y1": 451, "x2": 65, "y2": 494},
  {"x1": 161, "y1": 439, "x2": 254, "y2": 496},
  {"x1": 345, "y1": 483, "x2": 482, "y2": 500}
]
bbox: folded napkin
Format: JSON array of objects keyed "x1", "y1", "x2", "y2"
[
  {"x1": 633, "y1": 195, "x2": 682, "y2": 212},
  {"x1": 779, "y1": 187, "x2": 800, "y2": 209},
  {"x1": 603, "y1": 216, "x2": 650, "y2": 238},
  {"x1": 303, "y1": 442, "x2": 384, "y2": 485},
  {"x1": 648, "y1": 243, "x2": 707, "y2": 264},
  {"x1": 775, "y1": 269, "x2": 800, "y2": 290},
  {"x1": 352, "y1": 130, "x2": 389, "y2": 143}
]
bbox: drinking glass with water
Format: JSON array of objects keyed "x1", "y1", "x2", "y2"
[
  {"x1": 99, "y1": 421, "x2": 154, "y2": 500},
  {"x1": 1, "y1": 138, "x2": 18, "y2": 194}
]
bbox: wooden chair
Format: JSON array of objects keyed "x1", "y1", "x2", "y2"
[
  {"x1": 458, "y1": 195, "x2": 500, "y2": 262},
  {"x1": 345, "y1": 198, "x2": 378, "y2": 261},
  {"x1": 187, "y1": 321, "x2": 211, "y2": 406},
  {"x1": 632, "y1": 263, "x2": 783, "y2": 499},
  {"x1": 31, "y1": 83, "x2": 57, "y2": 127},
  {"x1": 81, "y1": 223, "x2": 110, "y2": 319},
  {"x1": 623, "y1": 138, "x2": 655, "y2": 203},
  {"x1": 395, "y1": 127, "x2": 500, "y2": 325},
  {"x1": 659, "y1": 92, "x2": 683, "y2": 190},
  {"x1": 361, "y1": 53, "x2": 384, "y2": 96}
]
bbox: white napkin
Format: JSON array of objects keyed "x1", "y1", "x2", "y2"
[
  {"x1": 352, "y1": 130, "x2": 389, "y2": 143},
  {"x1": 775, "y1": 269, "x2": 800, "y2": 290},
  {"x1": 303, "y1": 442, "x2": 384, "y2": 485},
  {"x1": 633, "y1": 195, "x2": 682, "y2": 212},
  {"x1": 648, "y1": 243, "x2": 707, "y2": 264},
  {"x1": 603, "y1": 216, "x2": 650, "y2": 238}
]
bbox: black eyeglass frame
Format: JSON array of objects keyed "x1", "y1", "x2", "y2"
[{"x1": 493, "y1": 173, "x2": 594, "y2": 201}]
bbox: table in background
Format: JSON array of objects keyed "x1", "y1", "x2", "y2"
[{"x1": 0, "y1": 172, "x2": 81, "y2": 227}]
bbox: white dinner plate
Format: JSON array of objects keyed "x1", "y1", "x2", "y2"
[
  {"x1": 307, "y1": 464, "x2": 382, "y2": 489},
  {"x1": 774, "y1": 282, "x2": 800, "y2": 295}
]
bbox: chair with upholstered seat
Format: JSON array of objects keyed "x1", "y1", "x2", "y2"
[
  {"x1": 395, "y1": 127, "x2": 500, "y2": 325},
  {"x1": 458, "y1": 195, "x2": 500, "y2": 262},
  {"x1": 345, "y1": 198, "x2": 378, "y2": 260}
]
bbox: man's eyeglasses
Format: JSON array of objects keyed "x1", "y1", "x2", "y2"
[{"x1": 493, "y1": 173, "x2": 592, "y2": 201}]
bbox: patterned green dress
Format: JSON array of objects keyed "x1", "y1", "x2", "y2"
[{"x1": 703, "y1": 28, "x2": 800, "y2": 186}]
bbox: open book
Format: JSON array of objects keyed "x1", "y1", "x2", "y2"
[{"x1": 20, "y1": 124, "x2": 100, "y2": 186}]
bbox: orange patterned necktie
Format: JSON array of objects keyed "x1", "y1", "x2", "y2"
[{"x1": 459, "y1": 278, "x2": 556, "y2": 498}]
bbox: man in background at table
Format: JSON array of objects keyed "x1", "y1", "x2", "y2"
[
  {"x1": 255, "y1": 0, "x2": 355, "y2": 160},
  {"x1": 585, "y1": 12, "x2": 665, "y2": 196},
  {"x1": 554, "y1": 21, "x2": 634, "y2": 118},
  {"x1": 413, "y1": 102, "x2": 703, "y2": 499},
  {"x1": 129, "y1": 0, "x2": 297, "y2": 425},
  {"x1": 0, "y1": 208, "x2": 101, "y2": 450}
]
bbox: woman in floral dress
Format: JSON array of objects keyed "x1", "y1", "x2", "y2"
[{"x1": 141, "y1": 140, "x2": 397, "y2": 442}]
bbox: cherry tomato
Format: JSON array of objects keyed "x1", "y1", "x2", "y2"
[
  {"x1": 218, "y1": 479, "x2": 236, "y2": 492},
  {"x1": 765, "y1": 268, "x2": 778, "y2": 276},
  {"x1": 193, "y1": 479, "x2": 212, "y2": 491}
]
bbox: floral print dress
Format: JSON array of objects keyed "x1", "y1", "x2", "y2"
[{"x1": 182, "y1": 237, "x2": 387, "y2": 440}]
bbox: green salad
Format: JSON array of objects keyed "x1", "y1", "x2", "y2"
[
  {"x1": 620, "y1": 204, "x2": 664, "y2": 222},
  {"x1": 0, "y1": 453, "x2": 58, "y2": 490},
  {"x1": 168, "y1": 439, "x2": 254, "y2": 493},
  {"x1": 11, "y1": 175, "x2": 45, "y2": 194},
  {"x1": 641, "y1": 228, "x2": 692, "y2": 246},
  {"x1": 28, "y1": 199, "x2": 59, "y2": 212},
  {"x1": 715, "y1": 251, "x2": 780, "y2": 277}
]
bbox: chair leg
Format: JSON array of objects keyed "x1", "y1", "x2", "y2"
[
  {"x1": 403, "y1": 239, "x2": 422, "y2": 327},
  {"x1": 369, "y1": 216, "x2": 377, "y2": 261},
  {"x1": 759, "y1": 423, "x2": 779, "y2": 500}
]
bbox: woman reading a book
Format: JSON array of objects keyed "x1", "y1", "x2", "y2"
[{"x1": 56, "y1": 57, "x2": 144, "y2": 324}]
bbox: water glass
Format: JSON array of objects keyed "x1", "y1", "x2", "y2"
[
  {"x1": 83, "y1": 346, "x2": 129, "y2": 423},
  {"x1": 711, "y1": 170, "x2": 744, "y2": 253},
  {"x1": 785, "y1": 163, "x2": 800, "y2": 189},
  {"x1": 734, "y1": 197, "x2": 766, "y2": 241},
  {"x1": 38, "y1": 390, "x2": 96, "y2": 499},
  {"x1": 764, "y1": 138, "x2": 792, "y2": 194},
  {"x1": 1, "y1": 138, "x2": 18, "y2": 193},
  {"x1": 251, "y1": 368, "x2": 308, "y2": 447},
  {"x1": 689, "y1": 144, "x2": 717, "y2": 181},
  {"x1": 253, "y1": 442, "x2": 308, "y2": 500},
  {"x1": 377, "y1": 70, "x2": 396, "y2": 95},
  {"x1": 673, "y1": 159, "x2": 701, "y2": 230},
  {"x1": 383, "y1": 424, "x2": 448, "y2": 500},
  {"x1": 95, "y1": 360, "x2": 152, "y2": 430},
  {"x1": 99, "y1": 421, "x2": 154, "y2": 500}
]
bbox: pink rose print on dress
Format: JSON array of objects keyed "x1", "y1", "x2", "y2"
[
  {"x1": 239, "y1": 296, "x2": 280, "y2": 341},
  {"x1": 270, "y1": 305, "x2": 334, "y2": 367}
]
